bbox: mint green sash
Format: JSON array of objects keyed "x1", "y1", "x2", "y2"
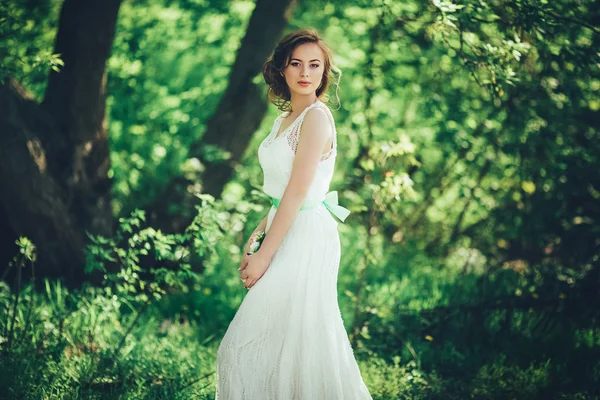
[{"x1": 268, "y1": 190, "x2": 351, "y2": 222}]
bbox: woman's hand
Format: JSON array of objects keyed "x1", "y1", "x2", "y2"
[{"x1": 238, "y1": 251, "x2": 271, "y2": 289}]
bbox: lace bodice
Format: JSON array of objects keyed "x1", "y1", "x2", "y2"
[{"x1": 258, "y1": 99, "x2": 338, "y2": 204}]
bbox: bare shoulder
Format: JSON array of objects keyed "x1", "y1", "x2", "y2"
[{"x1": 302, "y1": 106, "x2": 333, "y2": 138}]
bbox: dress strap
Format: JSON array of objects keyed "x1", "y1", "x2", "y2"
[
  {"x1": 314, "y1": 103, "x2": 337, "y2": 157},
  {"x1": 287, "y1": 100, "x2": 336, "y2": 159}
]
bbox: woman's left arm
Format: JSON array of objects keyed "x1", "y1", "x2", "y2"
[{"x1": 239, "y1": 107, "x2": 332, "y2": 288}]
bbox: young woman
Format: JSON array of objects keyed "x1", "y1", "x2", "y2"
[{"x1": 215, "y1": 28, "x2": 372, "y2": 400}]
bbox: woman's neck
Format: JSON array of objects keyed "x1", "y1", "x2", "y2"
[{"x1": 289, "y1": 94, "x2": 318, "y2": 113}]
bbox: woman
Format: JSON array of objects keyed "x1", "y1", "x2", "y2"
[{"x1": 215, "y1": 28, "x2": 372, "y2": 400}]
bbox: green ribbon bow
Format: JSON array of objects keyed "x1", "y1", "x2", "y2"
[
  {"x1": 269, "y1": 190, "x2": 351, "y2": 222},
  {"x1": 321, "y1": 190, "x2": 351, "y2": 222}
]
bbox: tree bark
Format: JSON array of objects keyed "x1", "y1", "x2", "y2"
[
  {"x1": 147, "y1": 0, "x2": 297, "y2": 232},
  {"x1": 0, "y1": 78, "x2": 86, "y2": 283},
  {"x1": 41, "y1": 0, "x2": 121, "y2": 240},
  {"x1": 0, "y1": 0, "x2": 122, "y2": 286}
]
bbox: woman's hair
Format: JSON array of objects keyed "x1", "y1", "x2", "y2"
[{"x1": 263, "y1": 28, "x2": 341, "y2": 112}]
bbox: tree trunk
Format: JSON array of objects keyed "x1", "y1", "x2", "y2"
[
  {"x1": 147, "y1": 0, "x2": 297, "y2": 232},
  {"x1": 0, "y1": 0, "x2": 122, "y2": 286},
  {"x1": 0, "y1": 78, "x2": 86, "y2": 283},
  {"x1": 41, "y1": 0, "x2": 121, "y2": 240}
]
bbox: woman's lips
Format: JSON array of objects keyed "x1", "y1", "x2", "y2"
[{"x1": 298, "y1": 82, "x2": 311, "y2": 87}]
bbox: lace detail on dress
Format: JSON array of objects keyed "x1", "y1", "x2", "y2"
[
  {"x1": 260, "y1": 100, "x2": 337, "y2": 162},
  {"x1": 287, "y1": 102, "x2": 337, "y2": 162}
]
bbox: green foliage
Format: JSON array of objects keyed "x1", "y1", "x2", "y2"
[
  {"x1": 0, "y1": 278, "x2": 217, "y2": 399},
  {"x1": 86, "y1": 194, "x2": 231, "y2": 301},
  {"x1": 0, "y1": 0, "x2": 63, "y2": 95},
  {"x1": 106, "y1": 0, "x2": 254, "y2": 216},
  {"x1": 0, "y1": 193, "x2": 236, "y2": 398},
  {"x1": 14, "y1": 236, "x2": 37, "y2": 263},
  {"x1": 469, "y1": 358, "x2": 552, "y2": 400},
  {"x1": 360, "y1": 356, "x2": 436, "y2": 400},
  {"x1": 3, "y1": 0, "x2": 599, "y2": 398}
]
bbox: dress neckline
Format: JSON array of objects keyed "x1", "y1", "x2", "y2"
[{"x1": 273, "y1": 99, "x2": 322, "y2": 140}]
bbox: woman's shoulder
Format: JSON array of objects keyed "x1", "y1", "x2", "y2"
[
  {"x1": 299, "y1": 104, "x2": 335, "y2": 144},
  {"x1": 304, "y1": 101, "x2": 335, "y2": 128}
]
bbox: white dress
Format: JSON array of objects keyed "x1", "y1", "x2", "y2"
[{"x1": 215, "y1": 99, "x2": 372, "y2": 400}]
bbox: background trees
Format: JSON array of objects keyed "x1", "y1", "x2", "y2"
[
  {"x1": 0, "y1": 0, "x2": 121, "y2": 283},
  {"x1": 1, "y1": 0, "x2": 598, "y2": 397}
]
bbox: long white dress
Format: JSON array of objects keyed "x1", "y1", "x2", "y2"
[{"x1": 215, "y1": 99, "x2": 372, "y2": 400}]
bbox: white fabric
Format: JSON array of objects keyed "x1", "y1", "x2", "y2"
[{"x1": 215, "y1": 99, "x2": 372, "y2": 400}]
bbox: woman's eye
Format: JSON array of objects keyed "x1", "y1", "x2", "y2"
[{"x1": 290, "y1": 62, "x2": 319, "y2": 68}]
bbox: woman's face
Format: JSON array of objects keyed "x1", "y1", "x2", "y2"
[{"x1": 282, "y1": 42, "x2": 325, "y2": 97}]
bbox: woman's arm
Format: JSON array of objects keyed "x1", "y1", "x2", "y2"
[
  {"x1": 239, "y1": 107, "x2": 332, "y2": 288},
  {"x1": 257, "y1": 108, "x2": 331, "y2": 258}
]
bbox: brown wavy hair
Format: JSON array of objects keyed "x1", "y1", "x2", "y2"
[{"x1": 263, "y1": 28, "x2": 341, "y2": 112}]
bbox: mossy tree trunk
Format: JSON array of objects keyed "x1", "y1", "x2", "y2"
[{"x1": 0, "y1": 0, "x2": 122, "y2": 286}]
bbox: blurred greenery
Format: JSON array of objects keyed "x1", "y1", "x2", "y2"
[{"x1": 1, "y1": 0, "x2": 599, "y2": 398}]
